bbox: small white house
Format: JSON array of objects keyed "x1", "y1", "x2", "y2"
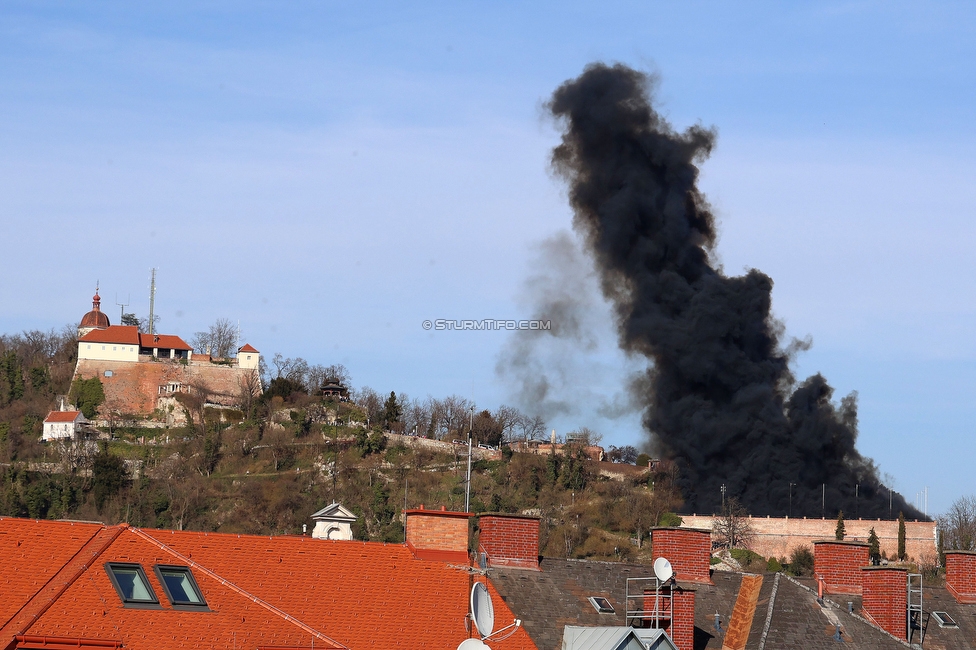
[
  {"x1": 42, "y1": 410, "x2": 88, "y2": 441},
  {"x1": 310, "y1": 502, "x2": 358, "y2": 540}
]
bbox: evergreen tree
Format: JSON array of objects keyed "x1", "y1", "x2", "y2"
[
  {"x1": 545, "y1": 450, "x2": 561, "y2": 485},
  {"x1": 382, "y1": 391, "x2": 402, "y2": 428},
  {"x1": 898, "y1": 512, "x2": 907, "y2": 560},
  {"x1": 835, "y1": 510, "x2": 845, "y2": 540},
  {"x1": 868, "y1": 527, "x2": 881, "y2": 564},
  {"x1": 69, "y1": 376, "x2": 105, "y2": 419},
  {"x1": 0, "y1": 351, "x2": 25, "y2": 406},
  {"x1": 92, "y1": 442, "x2": 128, "y2": 512}
]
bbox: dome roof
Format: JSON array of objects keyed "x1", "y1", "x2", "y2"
[{"x1": 80, "y1": 291, "x2": 110, "y2": 329}]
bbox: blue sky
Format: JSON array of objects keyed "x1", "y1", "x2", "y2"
[{"x1": 2, "y1": 2, "x2": 974, "y2": 514}]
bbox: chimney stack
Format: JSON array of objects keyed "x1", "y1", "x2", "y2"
[
  {"x1": 944, "y1": 551, "x2": 976, "y2": 603},
  {"x1": 650, "y1": 528, "x2": 712, "y2": 584},
  {"x1": 478, "y1": 514, "x2": 540, "y2": 570},
  {"x1": 861, "y1": 566, "x2": 907, "y2": 638},
  {"x1": 812, "y1": 540, "x2": 870, "y2": 595},
  {"x1": 404, "y1": 505, "x2": 473, "y2": 562}
]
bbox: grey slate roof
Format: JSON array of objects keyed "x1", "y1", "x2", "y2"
[{"x1": 489, "y1": 557, "x2": 976, "y2": 650}]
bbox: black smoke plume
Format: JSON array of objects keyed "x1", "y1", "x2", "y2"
[{"x1": 548, "y1": 62, "x2": 922, "y2": 519}]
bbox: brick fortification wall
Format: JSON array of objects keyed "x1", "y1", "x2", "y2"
[
  {"x1": 74, "y1": 358, "x2": 255, "y2": 417},
  {"x1": 814, "y1": 540, "x2": 869, "y2": 595},
  {"x1": 861, "y1": 566, "x2": 907, "y2": 638},
  {"x1": 680, "y1": 515, "x2": 936, "y2": 562}
]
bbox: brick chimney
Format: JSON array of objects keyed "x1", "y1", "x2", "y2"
[
  {"x1": 477, "y1": 514, "x2": 540, "y2": 570},
  {"x1": 944, "y1": 551, "x2": 976, "y2": 603},
  {"x1": 404, "y1": 505, "x2": 473, "y2": 562},
  {"x1": 640, "y1": 585, "x2": 695, "y2": 650},
  {"x1": 812, "y1": 540, "x2": 869, "y2": 594},
  {"x1": 861, "y1": 566, "x2": 907, "y2": 638},
  {"x1": 670, "y1": 588, "x2": 696, "y2": 650},
  {"x1": 650, "y1": 527, "x2": 712, "y2": 584}
]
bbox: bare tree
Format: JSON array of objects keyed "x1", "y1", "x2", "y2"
[
  {"x1": 439, "y1": 395, "x2": 473, "y2": 439},
  {"x1": 514, "y1": 413, "x2": 546, "y2": 442},
  {"x1": 402, "y1": 396, "x2": 432, "y2": 436},
  {"x1": 940, "y1": 495, "x2": 976, "y2": 551},
  {"x1": 713, "y1": 497, "x2": 753, "y2": 550},
  {"x1": 238, "y1": 369, "x2": 262, "y2": 420},
  {"x1": 324, "y1": 364, "x2": 351, "y2": 385},
  {"x1": 192, "y1": 318, "x2": 238, "y2": 358},
  {"x1": 353, "y1": 386, "x2": 383, "y2": 427}
]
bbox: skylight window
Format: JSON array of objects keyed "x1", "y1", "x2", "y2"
[
  {"x1": 105, "y1": 563, "x2": 159, "y2": 606},
  {"x1": 932, "y1": 611, "x2": 958, "y2": 628},
  {"x1": 588, "y1": 596, "x2": 615, "y2": 614},
  {"x1": 154, "y1": 565, "x2": 207, "y2": 608}
]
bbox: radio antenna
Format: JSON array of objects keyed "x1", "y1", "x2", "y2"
[
  {"x1": 116, "y1": 293, "x2": 130, "y2": 324},
  {"x1": 148, "y1": 268, "x2": 157, "y2": 335}
]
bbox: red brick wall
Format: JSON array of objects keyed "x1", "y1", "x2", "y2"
[
  {"x1": 813, "y1": 541, "x2": 869, "y2": 595},
  {"x1": 669, "y1": 589, "x2": 695, "y2": 650},
  {"x1": 405, "y1": 507, "x2": 471, "y2": 560},
  {"x1": 861, "y1": 567, "x2": 907, "y2": 639},
  {"x1": 651, "y1": 528, "x2": 712, "y2": 584},
  {"x1": 478, "y1": 515, "x2": 539, "y2": 570},
  {"x1": 680, "y1": 515, "x2": 936, "y2": 563},
  {"x1": 945, "y1": 551, "x2": 976, "y2": 603}
]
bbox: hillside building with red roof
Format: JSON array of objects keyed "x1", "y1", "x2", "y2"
[
  {"x1": 42, "y1": 409, "x2": 89, "y2": 441},
  {"x1": 69, "y1": 288, "x2": 262, "y2": 421}
]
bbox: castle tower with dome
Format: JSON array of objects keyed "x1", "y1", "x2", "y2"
[{"x1": 77, "y1": 286, "x2": 111, "y2": 339}]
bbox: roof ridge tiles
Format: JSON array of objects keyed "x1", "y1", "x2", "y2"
[{"x1": 129, "y1": 527, "x2": 347, "y2": 650}]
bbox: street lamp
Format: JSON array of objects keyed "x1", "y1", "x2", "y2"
[{"x1": 720, "y1": 484, "x2": 727, "y2": 512}]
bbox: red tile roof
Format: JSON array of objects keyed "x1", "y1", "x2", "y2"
[
  {"x1": 78, "y1": 326, "x2": 140, "y2": 346},
  {"x1": 0, "y1": 519, "x2": 537, "y2": 650},
  {"x1": 238, "y1": 344, "x2": 259, "y2": 353},
  {"x1": 43, "y1": 411, "x2": 84, "y2": 423},
  {"x1": 138, "y1": 333, "x2": 191, "y2": 350},
  {"x1": 0, "y1": 519, "x2": 102, "y2": 631}
]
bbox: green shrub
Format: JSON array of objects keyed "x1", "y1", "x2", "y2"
[
  {"x1": 730, "y1": 548, "x2": 763, "y2": 564},
  {"x1": 658, "y1": 512, "x2": 683, "y2": 527},
  {"x1": 766, "y1": 557, "x2": 783, "y2": 572},
  {"x1": 710, "y1": 556, "x2": 722, "y2": 565},
  {"x1": 786, "y1": 546, "x2": 815, "y2": 576}
]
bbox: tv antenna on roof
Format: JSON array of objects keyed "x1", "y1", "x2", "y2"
[{"x1": 461, "y1": 582, "x2": 521, "y2": 650}]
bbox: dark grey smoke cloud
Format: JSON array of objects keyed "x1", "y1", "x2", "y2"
[{"x1": 547, "y1": 62, "x2": 922, "y2": 519}]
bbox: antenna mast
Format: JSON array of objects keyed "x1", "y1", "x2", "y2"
[
  {"x1": 115, "y1": 294, "x2": 130, "y2": 324},
  {"x1": 148, "y1": 268, "x2": 157, "y2": 335}
]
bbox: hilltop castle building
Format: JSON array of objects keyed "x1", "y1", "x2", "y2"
[{"x1": 71, "y1": 289, "x2": 261, "y2": 421}]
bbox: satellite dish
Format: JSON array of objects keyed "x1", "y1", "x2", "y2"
[
  {"x1": 457, "y1": 639, "x2": 490, "y2": 650},
  {"x1": 653, "y1": 557, "x2": 674, "y2": 582},
  {"x1": 470, "y1": 582, "x2": 495, "y2": 638}
]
